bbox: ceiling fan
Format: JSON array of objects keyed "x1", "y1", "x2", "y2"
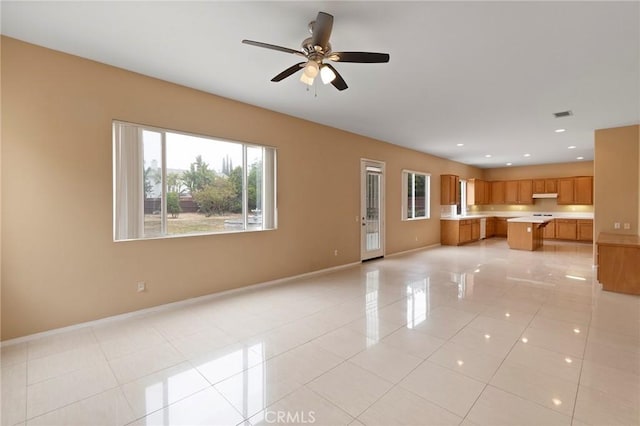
[{"x1": 242, "y1": 11, "x2": 390, "y2": 91}]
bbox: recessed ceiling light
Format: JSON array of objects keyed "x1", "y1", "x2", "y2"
[
  {"x1": 456, "y1": 143, "x2": 464, "y2": 147},
  {"x1": 521, "y1": 337, "x2": 528, "y2": 343},
  {"x1": 577, "y1": 156, "x2": 584, "y2": 160},
  {"x1": 568, "y1": 145, "x2": 576, "y2": 149},
  {"x1": 524, "y1": 153, "x2": 531, "y2": 157},
  {"x1": 506, "y1": 162, "x2": 512, "y2": 166},
  {"x1": 485, "y1": 154, "x2": 492, "y2": 158},
  {"x1": 484, "y1": 334, "x2": 491, "y2": 339},
  {"x1": 555, "y1": 128, "x2": 566, "y2": 133}
]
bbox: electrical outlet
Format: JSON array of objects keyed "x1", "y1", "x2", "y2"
[
  {"x1": 614, "y1": 222, "x2": 621, "y2": 229},
  {"x1": 624, "y1": 223, "x2": 631, "y2": 230},
  {"x1": 137, "y1": 281, "x2": 146, "y2": 292},
  {"x1": 333, "y1": 249, "x2": 338, "y2": 256}
]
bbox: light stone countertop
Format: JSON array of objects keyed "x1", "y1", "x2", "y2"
[
  {"x1": 440, "y1": 211, "x2": 594, "y2": 221},
  {"x1": 507, "y1": 216, "x2": 554, "y2": 224}
]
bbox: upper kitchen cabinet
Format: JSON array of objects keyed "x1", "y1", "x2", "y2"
[
  {"x1": 467, "y1": 178, "x2": 490, "y2": 205},
  {"x1": 491, "y1": 181, "x2": 505, "y2": 204},
  {"x1": 505, "y1": 180, "x2": 533, "y2": 204},
  {"x1": 533, "y1": 179, "x2": 558, "y2": 194},
  {"x1": 440, "y1": 174, "x2": 460, "y2": 205},
  {"x1": 558, "y1": 176, "x2": 593, "y2": 205},
  {"x1": 574, "y1": 176, "x2": 593, "y2": 204}
]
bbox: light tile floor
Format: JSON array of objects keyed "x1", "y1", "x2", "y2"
[{"x1": 2, "y1": 239, "x2": 639, "y2": 426}]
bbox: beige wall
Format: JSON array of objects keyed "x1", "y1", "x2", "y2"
[
  {"x1": 0, "y1": 37, "x2": 480, "y2": 340},
  {"x1": 594, "y1": 125, "x2": 640, "y2": 239}
]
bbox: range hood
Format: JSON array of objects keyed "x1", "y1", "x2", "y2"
[{"x1": 532, "y1": 193, "x2": 558, "y2": 199}]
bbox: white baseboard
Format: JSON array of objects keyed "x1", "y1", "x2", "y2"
[{"x1": 1, "y1": 260, "x2": 361, "y2": 347}]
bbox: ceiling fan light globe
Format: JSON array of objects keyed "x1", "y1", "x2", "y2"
[
  {"x1": 303, "y1": 61, "x2": 319, "y2": 78},
  {"x1": 300, "y1": 73, "x2": 315, "y2": 85},
  {"x1": 320, "y1": 65, "x2": 336, "y2": 84}
]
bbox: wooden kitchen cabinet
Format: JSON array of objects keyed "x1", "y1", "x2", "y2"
[
  {"x1": 543, "y1": 219, "x2": 556, "y2": 239},
  {"x1": 558, "y1": 177, "x2": 593, "y2": 205},
  {"x1": 495, "y1": 217, "x2": 508, "y2": 237},
  {"x1": 505, "y1": 180, "x2": 533, "y2": 204},
  {"x1": 471, "y1": 220, "x2": 480, "y2": 240},
  {"x1": 533, "y1": 179, "x2": 558, "y2": 194},
  {"x1": 441, "y1": 175, "x2": 460, "y2": 205},
  {"x1": 505, "y1": 180, "x2": 519, "y2": 204},
  {"x1": 578, "y1": 219, "x2": 594, "y2": 242},
  {"x1": 484, "y1": 182, "x2": 491, "y2": 204},
  {"x1": 467, "y1": 179, "x2": 490, "y2": 205},
  {"x1": 486, "y1": 217, "x2": 496, "y2": 237},
  {"x1": 555, "y1": 219, "x2": 577, "y2": 240},
  {"x1": 545, "y1": 179, "x2": 558, "y2": 193},
  {"x1": 441, "y1": 219, "x2": 480, "y2": 245},
  {"x1": 557, "y1": 178, "x2": 575, "y2": 204},
  {"x1": 575, "y1": 177, "x2": 593, "y2": 205},
  {"x1": 597, "y1": 233, "x2": 640, "y2": 295},
  {"x1": 491, "y1": 181, "x2": 505, "y2": 204}
]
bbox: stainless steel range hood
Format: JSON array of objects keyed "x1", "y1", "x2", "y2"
[{"x1": 532, "y1": 193, "x2": 558, "y2": 199}]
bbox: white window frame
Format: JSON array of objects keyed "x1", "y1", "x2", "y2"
[
  {"x1": 402, "y1": 169, "x2": 431, "y2": 221},
  {"x1": 113, "y1": 120, "x2": 277, "y2": 241}
]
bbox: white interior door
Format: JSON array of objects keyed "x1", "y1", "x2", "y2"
[{"x1": 361, "y1": 159, "x2": 385, "y2": 260}]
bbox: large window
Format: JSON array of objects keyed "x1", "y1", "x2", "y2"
[
  {"x1": 113, "y1": 121, "x2": 276, "y2": 241},
  {"x1": 402, "y1": 170, "x2": 430, "y2": 220}
]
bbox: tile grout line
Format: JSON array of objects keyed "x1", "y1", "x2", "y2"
[
  {"x1": 569, "y1": 304, "x2": 593, "y2": 424},
  {"x1": 459, "y1": 292, "x2": 544, "y2": 423}
]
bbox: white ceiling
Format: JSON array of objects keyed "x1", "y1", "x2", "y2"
[{"x1": 2, "y1": 1, "x2": 638, "y2": 168}]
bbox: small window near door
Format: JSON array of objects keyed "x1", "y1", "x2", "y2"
[{"x1": 402, "y1": 170, "x2": 430, "y2": 220}]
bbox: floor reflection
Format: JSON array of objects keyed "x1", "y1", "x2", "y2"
[
  {"x1": 365, "y1": 270, "x2": 380, "y2": 345},
  {"x1": 406, "y1": 279, "x2": 429, "y2": 328}
]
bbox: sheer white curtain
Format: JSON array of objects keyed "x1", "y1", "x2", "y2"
[{"x1": 113, "y1": 123, "x2": 144, "y2": 240}]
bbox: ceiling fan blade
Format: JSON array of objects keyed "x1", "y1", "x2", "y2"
[
  {"x1": 242, "y1": 39, "x2": 306, "y2": 57},
  {"x1": 271, "y1": 62, "x2": 306, "y2": 82},
  {"x1": 330, "y1": 52, "x2": 390, "y2": 63},
  {"x1": 324, "y1": 64, "x2": 348, "y2": 91},
  {"x1": 311, "y1": 12, "x2": 333, "y2": 50}
]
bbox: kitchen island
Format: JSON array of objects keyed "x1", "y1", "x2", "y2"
[{"x1": 507, "y1": 216, "x2": 553, "y2": 251}]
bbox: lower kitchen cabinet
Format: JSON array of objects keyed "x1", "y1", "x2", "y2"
[
  {"x1": 543, "y1": 219, "x2": 555, "y2": 239},
  {"x1": 555, "y1": 218, "x2": 593, "y2": 242},
  {"x1": 495, "y1": 218, "x2": 508, "y2": 237},
  {"x1": 486, "y1": 217, "x2": 496, "y2": 237},
  {"x1": 578, "y1": 219, "x2": 594, "y2": 242},
  {"x1": 597, "y1": 233, "x2": 640, "y2": 295},
  {"x1": 555, "y1": 219, "x2": 577, "y2": 240},
  {"x1": 441, "y1": 219, "x2": 481, "y2": 245}
]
